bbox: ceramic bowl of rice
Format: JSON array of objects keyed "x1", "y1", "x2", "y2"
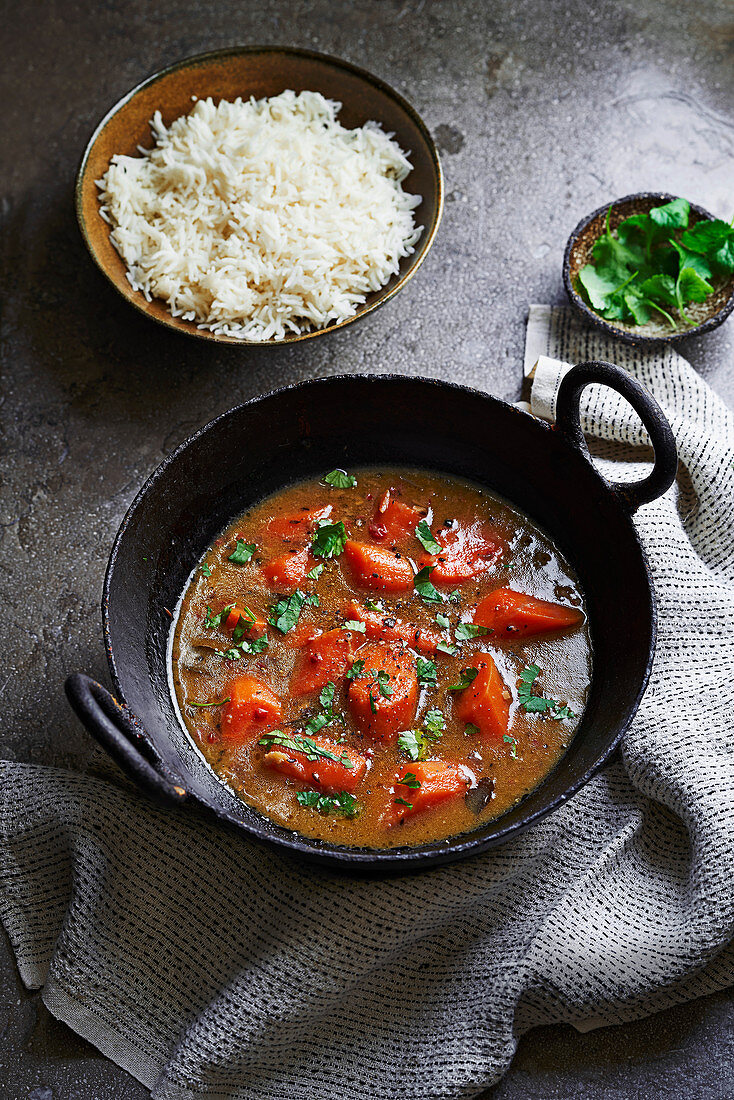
[{"x1": 76, "y1": 46, "x2": 444, "y2": 345}]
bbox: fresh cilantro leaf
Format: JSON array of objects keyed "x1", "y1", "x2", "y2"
[
  {"x1": 517, "y1": 664, "x2": 577, "y2": 720},
  {"x1": 713, "y1": 237, "x2": 734, "y2": 273},
  {"x1": 304, "y1": 712, "x2": 331, "y2": 736},
  {"x1": 464, "y1": 723, "x2": 480, "y2": 736},
  {"x1": 681, "y1": 218, "x2": 734, "y2": 255},
  {"x1": 394, "y1": 797, "x2": 413, "y2": 809},
  {"x1": 638, "y1": 273, "x2": 677, "y2": 306},
  {"x1": 346, "y1": 659, "x2": 365, "y2": 681},
  {"x1": 415, "y1": 520, "x2": 442, "y2": 555},
  {"x1": 414, "y1": 566, "x2": 442, "y2": 604},
  {"x1": 397, "y1": 729, "x2": 423, "y2": 761},
  {"x1": 400, "y1": 772, "x2": 421, "y2": 790},
  {"x1": 204, "y1": 604, "x2": 232, "y2": 630},
  {"x1": 259, "y1": 731, "x2": 354, "y2": 769},
  {"x1": 364, "y1": 598, "x2": 384, "y2": 612},
  {"x1": 305, "y1": 563, "x2": 324, "y2": 581},
  {"x1": 343, "y1": 619, "x2": 367, "y2": 633},
  {"x1": 424, "y1": 709, "x2": 445, "y2": 734},
  {"x1": 323, "y1": 469, "x2": 357, "y2": 489},
  {"x1": 201, "y1": 562, "x2": 212, "y2": 578},
  {"x1": 319, "y1": 681, "x2": 336, "y2": 709},
  {"x1": 311, "y1": 520, "x2": 347, "y2": 559},
  {"x1": 188, "y1": 696, "x2": 230, "y2": 708},
  {"x1": 416, "y1": 657, "x2": 437, "y2": 686},
  {"x1": 228, "y1": 539, "x2": 256, "y2": 564},
  {"x1": 455, "y1": 622, "x2": 490, "y2": 642},
  {"x1": 503, "y1": 734, "x2": 519, "y2": 759},
  {"x1": 435, "y1": 612, "x2": 450, "y2": 629},
  {"x1": 448, "y1": 667, "x2": 479, "y2": 691},
  {"x1": 269, "y1": 590, "x2": 308, "y2": 634},
  {"x1": 436, "y1": 641, "x2": 458, "y2": 656},
  {"x1": 649, "y1": 197, "x2": 689, "y2": 230},
  {"x1": 296, "y1": 789, "x2": 359, "y2": 817},
  {"x1": 376, "y1": 670, "x2": 393, "y2": 698},
  {"x1": 678, "y1": 266, "x2": 714, "y2": 304}
]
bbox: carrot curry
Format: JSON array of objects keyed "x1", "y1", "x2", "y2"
[{"x1": 170, "y1": 467, "x2": 591, "y2": 848}]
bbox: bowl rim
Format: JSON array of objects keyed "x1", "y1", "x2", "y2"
[
  {"x1": 101, "y1": 372, "x2": 657, "y2": 871},
  {"x1": 562, "y1": 190, "x2": 734, "y2": 347},
  {"x1": 75, "y1": 44, "x2": 445, "y2": 348}
]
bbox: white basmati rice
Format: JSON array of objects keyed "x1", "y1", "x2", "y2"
[{"x1": 96, "y1": 90, "x2": 424, "y2": 341}]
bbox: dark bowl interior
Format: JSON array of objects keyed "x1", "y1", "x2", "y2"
[
  {"x1": 76, "y1": 46, "x2": 443, "y2": 346},
  {"x1": 563, "y1": 191, "x2": 734, "y2": 346},
  {"x1": 104, "y1": 376, "x2": 655, "y2": 872}
]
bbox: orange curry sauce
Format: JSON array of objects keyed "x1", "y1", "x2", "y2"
[{"x1": 170, "y1": 467, "x2": 592, "y2": 848}]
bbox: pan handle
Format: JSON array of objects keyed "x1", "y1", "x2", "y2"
[
  {"x1": 555, "y1": 360, "x2": 678, "y2": 513},
  {"x1": 65, "y1": 672, "x2": 188, "y2": 806}
]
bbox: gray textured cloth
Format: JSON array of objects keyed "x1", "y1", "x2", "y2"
[{"x1": 2, "y1": 305, "x2": 733, "y2": 1099}]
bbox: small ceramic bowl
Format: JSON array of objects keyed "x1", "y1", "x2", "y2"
[
  {"x1": 563, "y1": 192, "x2": 734, "y2": 346},
  {"x1": 76, "y1": 46, "x2": 444, "y2": 346}
]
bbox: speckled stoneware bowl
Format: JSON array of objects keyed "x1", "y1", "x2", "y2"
[
  {"x1": 563, "y1": 192, "x2": 734, "y2": 346},
  {"x1": 76, "y1": 46, "x2": 444, "y2": 346}
]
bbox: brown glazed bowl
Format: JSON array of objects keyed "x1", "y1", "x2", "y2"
[
  {"x1": 563, "y1": 192, "x2": 734, "y2": 347},
  {"x1": 76, "y1": 46, "x2": 444, "y2": 346}
]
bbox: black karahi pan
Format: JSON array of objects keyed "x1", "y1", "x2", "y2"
[{"x1": 66, "y1": 362, "x2": 677, "y2": 872}]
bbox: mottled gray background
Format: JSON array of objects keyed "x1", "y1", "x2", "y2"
[{"x1": 1, "y1": 0, "x2": 733, "y2": 1096}]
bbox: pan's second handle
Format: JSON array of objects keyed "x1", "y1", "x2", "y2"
[
  {"x1": 65, "y1": 673, "x2": 188, "y2": 805},
  {"x1": 555, "y1": 360, "x2": 678, "y2": 513}
]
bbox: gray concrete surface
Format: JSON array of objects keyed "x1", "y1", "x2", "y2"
[{"x1": 1, "y1": 0, "x2": 733, "y2": 1096}]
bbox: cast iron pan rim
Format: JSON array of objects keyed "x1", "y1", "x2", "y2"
[
  {"x1": 75, "y1": 44, "x2": 444, "y2": 348},
  {"x1": 101, "y1": 372, "x2": 657, "y2": 869},
  {"x1": 563, "y1": 190, "x2": 734, "y2": 346}
]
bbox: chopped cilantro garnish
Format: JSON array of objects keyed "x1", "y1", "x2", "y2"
[
  {"x1": 400, "y1": 772, "x2": 421, "y2": 790},
  {"x1": 188, "y1": 696, "x2": 230, "y2": 708},
  {"x1": 455, "y1": 622, "x2": 491, "y2": 642},
  {"x1": 319, "y1": 681, "x2": 336, "y2": 709},
  {"x1": 394, "y1": 797, "x2": 413, "y2": 809},
  {"x1": 201, "y1": 562, "x2": 212, "y2": 578},
  {"x1": 203, "y1": 604, "x2": 233, "y2": 630},
  {"x1": 323, "y1": 469, "x2": 358, "y2": 489},
  {"x1": 305, "y1": 563, "x2": 324, "y2": 581},
  {"x1": 343, "y1": 619, "x2": 367, "y2": 633},
  {"x1": 364, "y1": 598, "x2": 385, "y2": 612},
  {"x1": 346, "y1": 659, "x2": 365, "y2": 681},
  {"x1": 517, "y1": 664, "x2": 577, "y2": 720},
  {"x1": 503, "y1": 734, "x2": 519, "y2": 759},
  {"x1": 311, "y1": 520, "x2": 347, "y2": 559},
  {"x1": 435, "y1": 612, "x2": 450, "y2": 629},
  {"x1": 424, "y1": 709, "x2": 445, "y2": 734},
  {"x1": 464, "y1": 723, "x2": 480, "y2": 736},
  {"x1": 269, "y1": 590, "x2": 316, "y2": 634},
  {"x1": 413, "y1": 566, "x2": 442, "y2": 604},
  {"x1": 415, "y1": 657, "x2": 437, "y2": 686},
  {"x1": 228, "y1": 539, "x2": 256, "y2": 564},
  {"x1": 414, "y1": 519, "x2": 442, "y2": 555},
  {"x1": 397, "y1": 723, "x2": 443, "y2": 762},
  {"x1": 259, "y1": 731, "x2": 353, "y2": 769},
  {"x1": 296, "y1": 789, "x2": 359, "y2": 817},
  {"x1": 436, "y1": 640, "x2": 458, "y2": 656},
  {"x1": 448, "y1": 667, "x2": 479, "y2": 691}
]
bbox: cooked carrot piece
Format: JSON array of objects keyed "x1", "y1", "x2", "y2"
[
  {"x1": 347, "y1": 641, "x2": 418, "y2": 740},
  {"x1": 220, "y1": 676, "x2": 282, "y2": 744},
  {"x1": 223, "y1": 605, "x2": 267, "y2": 637},
  {"x1": 422, "y1": 521, "x2": 504, "y2": 584},
  {"x1": 344, "y1": 599, "x2": 443, "y2": 656},
  {"x1": 454, "y1": 653, "x2": 510, "y2": 744},
  {"x1": 266, "y1": 506, "x2": 332, "y2": 544},
  {"x1": 344, "y1": 540, "x2": 414, "y2": 592},
  {"x1": 263, "y1": 736, "x2": 368, "y2": 794},
  {"x1": 261, "y1": 546, "x2": 317, "y2": 591},
  {"x1": 473, "y1": 588, "x2": 584, "y2": 637},
  {"x1": 368, "y1": 490, "x2": 423, "y2": 543},
  {"x1": 387, "y1": 760, "x2": 469, "y2": 824},
  {"x1": 289, "y1": 628, "x2": 359, "y2": 696}
]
